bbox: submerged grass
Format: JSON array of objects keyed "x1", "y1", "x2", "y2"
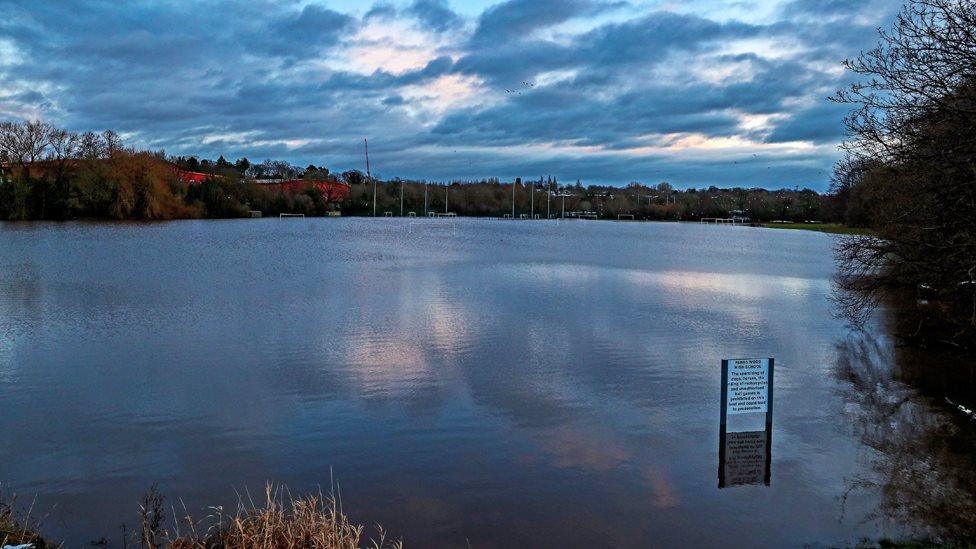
[{"x1": 759, "y1": 222, "x2": 874, "y2": 235}]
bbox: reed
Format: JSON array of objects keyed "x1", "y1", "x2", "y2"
[
  {"x1": 164, "y1": 484, "x2": 401, "y2": 549},
  {"x1": 0, "y1": 493, "x2": 57, "y2": 548}
]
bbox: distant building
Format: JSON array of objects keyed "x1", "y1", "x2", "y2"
[
  {"x1": 175, "y1": 168, "x2": 211, "y2": 184},
  {"x1": 253, "y1": 178, "x2": 351, "y2": 202}
]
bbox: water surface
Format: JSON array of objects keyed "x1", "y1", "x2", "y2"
[{"x1": 1, "y1": 219, "x2": 973, "y2": 547}]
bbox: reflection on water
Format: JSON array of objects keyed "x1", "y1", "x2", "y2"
[
  {"x1": 0, "y1": 219, "x2": 974, "y2": 547},
  {"x1": 835, "y1": 326, "x2": 976, "y2": 543},
  {"x1": 719, "y1": 428, "x2": 771, "y2": 489}
]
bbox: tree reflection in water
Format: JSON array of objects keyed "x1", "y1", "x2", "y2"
[{"x1": 835, "y1": 328, "x2": 976, "y2": 543}]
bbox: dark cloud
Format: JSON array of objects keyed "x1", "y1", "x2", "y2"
[
  {"x1": 407, "y1": 0, "x2": 463, "y2": 32},
  {"x1": 766, "y1": 100, "x2": 850, "y2": 143},
  {"x1": 471, "y1": 0, "x2": 620, "y2": 46},
  {"x1": 260, "y1": 5, "x2": 355, "y2": 58},
  {"x1": 578, "y1": 11, "x2": 761, "y2": 63},
  {"x1": 364, "y1": 3, "x2": 399, "y2": 20},
  {"x1": 780, "y1": 0, "x2": 886, "y2": 17}
]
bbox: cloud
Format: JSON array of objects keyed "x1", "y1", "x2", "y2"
[
  {"x1": 765, "y1": 100, "x2": 850, "y2": 143},
  {"x1": 258, "y1": 5, "x2": 356, "y2": 58},
  {"x1": 471, "y1": 0, "x2": 619, "y2": 46},
  {"x1": 0, "y1": 0, "x2": 892, "y2": 190},
  {"x1": 406, "y1": 0, "x2": 464, "y2": 32}
]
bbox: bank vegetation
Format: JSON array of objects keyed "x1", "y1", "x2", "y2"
[
  {"x1": 2, "y1": 485, "x2": 400, "y2": 549},
  {"x1": 0, "y1": 123, "x2": 844, "y2": 223},
  {"x1": 831, "y1": 0, "x2": 976, "y2": 352},
  {"x1": 0, "y1": 126, "x2": 344, "y2": 220}
]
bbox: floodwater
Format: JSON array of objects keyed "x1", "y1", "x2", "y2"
[{"x1": 1, "y1": 218, "x2": 973, "y2": 548}]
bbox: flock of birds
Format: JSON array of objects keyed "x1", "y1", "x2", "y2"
[
  {"x1": 730, "y1": 151, "x2": 825, "y2": 175},
  {"x1": 505, "y1": 81, "x2": 537, "y2": 95}
]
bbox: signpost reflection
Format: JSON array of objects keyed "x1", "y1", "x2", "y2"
[{"x1": 718, "y1": 426, "x2": 772, "y2": 488}]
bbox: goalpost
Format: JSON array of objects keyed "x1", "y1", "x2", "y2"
[
  {"x1": 279, "y1": 213, "x2": 305, "y2": 218},
  {"x1": 617, "y1": 214, "x2": 635, "y2": 221}
]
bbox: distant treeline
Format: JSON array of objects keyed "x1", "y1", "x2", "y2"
[
  {"x1": 339, "y1": 177, "x2": 837, "y2": 222},
  {"x1": 0, "y1": 123, "x2": 841, "y2": 223},
  {"x1": 0, "y1": 124, "x2": 344, "y2": 220},
  {"x1": 831, "y1": 0, "x2": 976, "y2": 351}
]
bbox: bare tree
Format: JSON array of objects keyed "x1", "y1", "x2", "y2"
[
  {"x1": 0, "y1": 120, "x2": 53, "y2": 172},
  {"x1": 102, "y1": 130, "x2": 123, "y2": 156},
  {"x1": 79, "y1": 131, "x2": 107, "y2": 159},
  {"x1": 47, "y1": 128, "x2": 80, "y2": 162},
  {"x1": 832, "y1": 0, "x2": 976, "y2": 346}
]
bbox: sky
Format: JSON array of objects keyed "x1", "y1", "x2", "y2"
[{"x1": 0, "y1": 0, "x2": 901, "y2": 190}]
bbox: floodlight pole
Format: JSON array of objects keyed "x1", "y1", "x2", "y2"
[
  {"x1": 547, "y1": 179, "x2": 551, "y2": 219},
  {"x1": 365, "y1": 138, "x2": 375, "y2": 217},
  {"x1": 530, "y1": 180, "x2": 534, "y2": 219},
  {"x1": 424, "y1": 183, "x2": 428, "y2": 216},
  {"x1": 512, "y1": 181, "x2": 516, "y2": 219}
]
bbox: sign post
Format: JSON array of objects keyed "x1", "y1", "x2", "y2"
[
  {"x1": 719, "y1": 358, "x2": 774, "y2": 488},
  {"x1": 721, "y1": 358, "x2": 774, "y2": 428}
]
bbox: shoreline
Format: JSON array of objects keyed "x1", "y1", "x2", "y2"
[
  {"x1": 0, "y1": 216, "x2": 871, "y2": 235},
  {"x1": 757, "y1": 222, "x2": 873, "y2": 236}
]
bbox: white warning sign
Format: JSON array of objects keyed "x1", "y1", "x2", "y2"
[{"x1": 726, "y1": 358, "x2": 770, "y2": 415}]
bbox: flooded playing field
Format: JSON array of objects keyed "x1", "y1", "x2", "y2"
[{"x1": 1, "y1": 218, "x2": 973, "y2": 547}]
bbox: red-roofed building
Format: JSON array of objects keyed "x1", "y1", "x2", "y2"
[
  {"x1": 176, "y1": 169, "x2": 212, "y2": 184},
  {"x1": 255, "y1": 179, "x2": 351, "y2": 202}
]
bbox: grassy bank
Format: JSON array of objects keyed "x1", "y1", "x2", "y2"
[{"x1": 759, "y1": 222, "x2": 874, "y2": 235}]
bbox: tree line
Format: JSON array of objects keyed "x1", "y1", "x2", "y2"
[
  {"x1": 1, "y1": 123, "x2": 839, "y2": 223},
  {"x1": 0, "y1": 123, "x2": 345, "y2": 220},
  {"x1": 339, "y1": 177, "x2": 834, "y2": 222}
]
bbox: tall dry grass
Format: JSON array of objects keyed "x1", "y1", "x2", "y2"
[
  {"x1": 162, "y1": 484, "x2": 401, "y2": 549},
  {"x1": 0, "y1": 492, "x2": 58, "y2": 548},
  {"x1": 2, "y1": 483, "x2": 397, "y2": 549}
]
